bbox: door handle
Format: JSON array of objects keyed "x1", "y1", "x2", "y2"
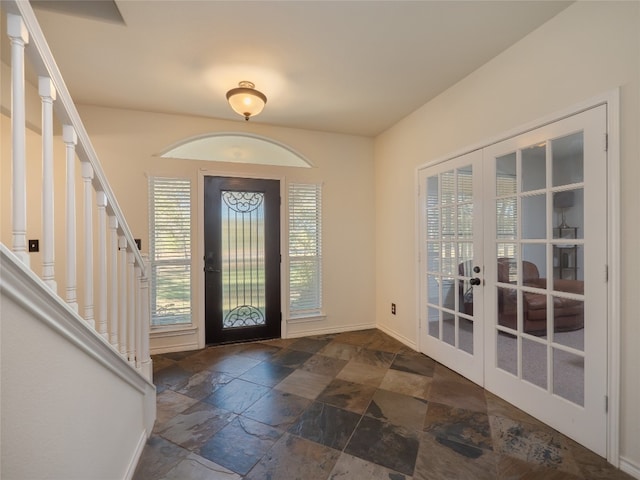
[
  {"x1": 204, "y1": 266, "x2": 221, "y2": 273},
  {"x1": 470, "y1": 277, "x2": 481, "y2": 286}
]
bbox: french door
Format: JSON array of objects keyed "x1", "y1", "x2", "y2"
[
  {"x1": 418, "y1": 150, "x2": 484, "y2": 385},
  {"x1": 419, "y1": 105, "x2": 608, "y2": 455},
  {"x1": 204, "y1": 176, "x2": 281, "y2": 345}
]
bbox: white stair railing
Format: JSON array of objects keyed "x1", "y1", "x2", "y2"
[{"x1": 3, "y1": 0, "x2": 152, "y2": 381}]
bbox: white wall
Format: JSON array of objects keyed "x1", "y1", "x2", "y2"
[
  {"x1": 374, "y1": 0, "x2": 639, "y2": 471},
  {"x1": 75, "y1": 105, "x2": 376, "y2": 351},
  {"x1": 1, "y1": 247, "x2": 155, "y2": 480}
]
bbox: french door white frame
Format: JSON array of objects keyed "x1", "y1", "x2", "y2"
[{"x1": 415, "y1": 90, "x2": 620, "y2": 464}]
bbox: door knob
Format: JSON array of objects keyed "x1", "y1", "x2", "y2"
[{"x1": 470, "y1": 277, "x2": 481, "y2": 286}]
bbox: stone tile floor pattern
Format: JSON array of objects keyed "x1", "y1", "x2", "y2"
[{"x1": 134, "y1": 329, "x2": 632, "y2": 479}]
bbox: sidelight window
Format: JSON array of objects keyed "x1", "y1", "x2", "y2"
[
  {"x1": 149, "y1": 177, "x2": 192, "y2": 326},
  {"x1": 288, "y1": 183, "x2": 323, "y2": 318}
]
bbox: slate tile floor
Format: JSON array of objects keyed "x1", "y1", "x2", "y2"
[{"x1": 134, "y1": 329, "x2": 632, "y2": 480}]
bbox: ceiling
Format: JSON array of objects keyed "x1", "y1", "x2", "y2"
[{"x1": 25, "y1": 1, "x2": 572, "y2": 137}]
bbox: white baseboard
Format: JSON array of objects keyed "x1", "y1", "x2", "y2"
[
  {"x1": 150, "y1": 341, "x2": 200, "y2": 355},
  {"x1": 285, "y1": 322, "x2": 376, "y2": 339},
  {"x1": 376, "y1": 323, "x2": 417, "y2": 350},
  {"x1": 620, "y1": 456, "x2": 640, "y2": 479},
  {"x1": 124, "y1": 429, "x2": 150, "y2": 480}
]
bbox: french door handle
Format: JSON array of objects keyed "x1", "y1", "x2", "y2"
[{"x1": 204, "y1": 266, "x2": 221, "y2": 273}]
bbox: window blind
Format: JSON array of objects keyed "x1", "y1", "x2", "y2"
[
  {"x1": 149, "y1": 177, "x2": 192, "y2": 326},
  {"x1": 288, "y1": 183, "x2": 322, "y2": 317}
]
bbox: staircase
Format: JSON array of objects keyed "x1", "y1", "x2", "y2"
[{"x1": 1, "y1": 1, "x2": 156, "y2": 478}]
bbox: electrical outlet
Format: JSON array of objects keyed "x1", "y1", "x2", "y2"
[
  {"x1": 391, "y1": 303, "x2": 396, "y2": 315},
  {"x1": 28, "y1": 239, "x2": 39, "y2": 252}
]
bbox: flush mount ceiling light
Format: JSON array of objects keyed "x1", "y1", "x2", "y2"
[{"x1": 226, "y1": 81, "x2": 267, "y2": 121}]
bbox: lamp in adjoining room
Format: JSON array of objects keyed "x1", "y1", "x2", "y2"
[
  {"x1": 226, "y1": 81, "x2": 267, "y2": 121},
  {"x1": 553, "y1": 191, "x2": 574, "y2": 228}
]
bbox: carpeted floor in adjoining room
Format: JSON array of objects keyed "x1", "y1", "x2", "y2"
[{"x1": 133, "y1": 329, "x2": 631, "y2": 480}]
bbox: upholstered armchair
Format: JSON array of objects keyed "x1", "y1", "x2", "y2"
[{"x1": 497, "y1": 258, "x2": 584, "y2": 335}]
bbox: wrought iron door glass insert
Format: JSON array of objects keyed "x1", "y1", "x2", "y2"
[{"x1": 221, "y1": 191, "x2": 266, "y2": 329}]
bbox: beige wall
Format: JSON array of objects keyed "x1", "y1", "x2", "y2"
[
  {"x1": 374, "y1": 0, "x2": 639, "y2": 470},
  {"x1": 75, "y1": 105, "x2": 376, "y2": 351}
]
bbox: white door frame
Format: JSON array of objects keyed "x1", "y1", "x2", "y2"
[{"x1": 415, "y1": 89, "x2": 620, "y2": 464}]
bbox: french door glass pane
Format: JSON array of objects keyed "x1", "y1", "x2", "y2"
[
  {"x1": 496, "y1": 153, "x2": 517, "y2": 196},
  {"x1": 552, "y1": 132, "x2": 584, "y2": 186},
  {"x1": 457, "y1": 166, "x2": 473, "y2": 202},
  {"x1": 457, "y1": 243, "x2": 474, "y2": 274},
  {"x1": 459, "y1": 318, "x2": 474, "y2": 354},
  {"x1": 497, "y1": 331, "x2": 517, "y2": 375},
  {"x1": 522, "y1": 143, "x2": 546, "y2": 192},
  {"x1": 441, "y1": 170, "x2": 455, "y2": 204},
  {"x1": 427, "y1": 242, "x2": 440, "y2": 271},
  {"x1": 427, "y1": 210, "x2": 440, "y2": 239},
  {"x1": 521, "y1": 194, "x2": 546, "y2": 239},
  {"x1": 459, "y1": 279, "x2": 473, "y2": 316},
  {"x1": 496, "y1": 199, "x2": 517, "y2": 239},
  {"x1": 458, "y1": 204, "x2": 473, "y2": 238},
  {"x1": 442, "y1": 277, "x2": 455, "y2": 310},
  {"x1": 522, "y1": 338, "x2": 547, "y2": 389},
  {"x1": 553, "y1": 348, "x2": 584, "y2": 406},
  {"x1": 427, "y1": 175, "x2": 439, "y2": 208},
  {"x1": 497, "y1": 286, "x2": 517, "y2": 330},
  {"x1": 443, "y1": 313, "x2": 455, "y2": 346},
  {"x1": 442, "y1": 207, "x2": 455, "y2": 237},
  {"x1": 553, "y1": 311, "x2": 585, "y2": 351},
  {"x1": 427, "y1": 275, "x2": 440, "y2": 304},
  {"x1": 442, "y1": 243, "x2": 456, "y2": 275},
  {"x1": 522, "y1": 243, "x2": 547, "y2": 288},
  {"x1": 552, "y1": 188, "x2": 584, "y2": 240},
  {"x1": 428, "y1": 307, "x2": 439, "y2": 337}
]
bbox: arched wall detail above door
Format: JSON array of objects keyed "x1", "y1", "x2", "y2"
[{"x1": 159, "y1": 132, "x2": 313, "y2": 168}]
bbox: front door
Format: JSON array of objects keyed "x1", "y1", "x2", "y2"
[
  {"x1": 204, "y1": 176, "x2": 281, "y2": 344},
  {"x1": 419, "y1": 104, "x2": 608, "y2": 455}
]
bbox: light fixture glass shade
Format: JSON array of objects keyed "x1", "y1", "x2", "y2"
[{"x1": 226, "y1": 81, "x2": 267, "y2": 121}]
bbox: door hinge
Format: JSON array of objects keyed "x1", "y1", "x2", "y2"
[
  {"x1": 605, "y1": 264, "x2": 609, "y2": 282},
  {"x1": 605, "y1": 395, "x2": 609, "y2": 413},
  {"x1": 604, "y1": 133, "x2": 608, "y2": 152}
]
